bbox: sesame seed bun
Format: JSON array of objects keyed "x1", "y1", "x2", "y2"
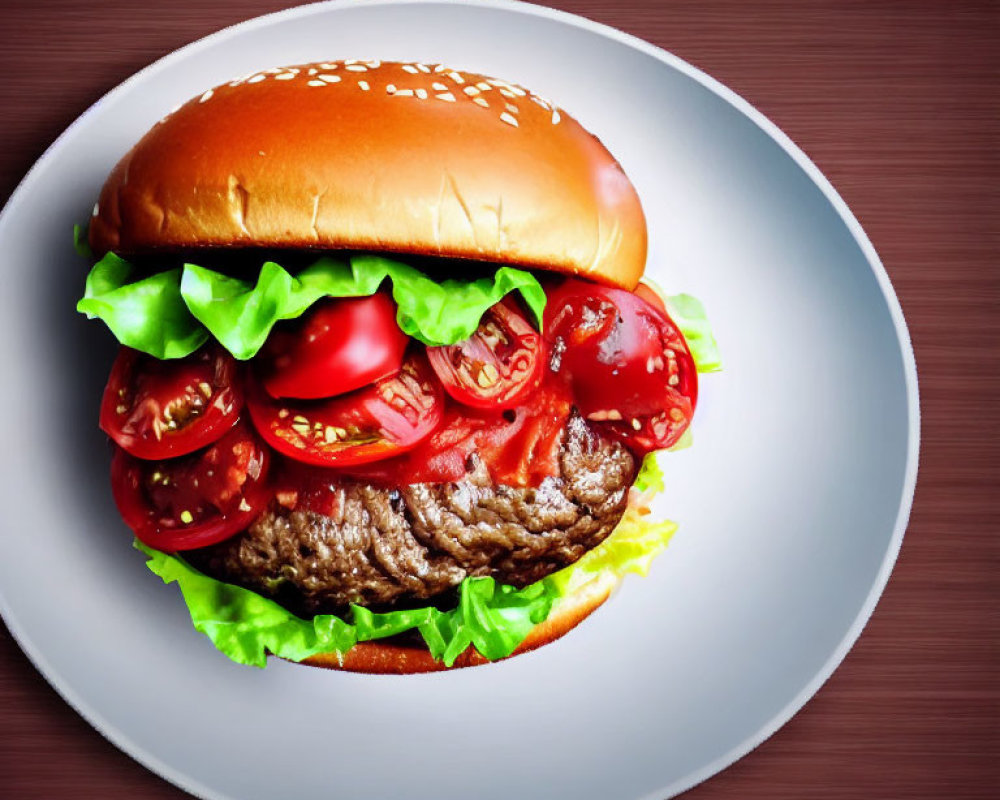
[
  {"x1": 89, "y1": 60, "x2": 647, "y2": 289},
  {"x1": 295, "y1": 572, "x2": 619, "y2": 674}
]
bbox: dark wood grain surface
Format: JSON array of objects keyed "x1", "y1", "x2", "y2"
[{"x1": 1, "y1": 1, "x2": 996, "y2": 797}]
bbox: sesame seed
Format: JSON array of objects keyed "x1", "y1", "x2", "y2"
[
  {"x1": 473, "y1": 97, "x2": 490, "y2": 108},
  {"x1": 344, "y1": 59, "x2": 359, "y2": 65},
  {"x1": 248, "y1": 74, "x2": 266, "y2": 84},
  {"x1": 415, "y1": 88, "x2": 428, "y2": 99},
  {"x1": 366, "y1": 59, "x2": 381, "y2": 68},
  {"x1": 510, "y1": 86, "x2": 526, "y2": 97},
  {"x1": 318, "y1": 63, "x2": 338, "y2": 70},
  {"x1": 476, "y1": 368, "x2": 496, "y2": 388},
  {"x1": 434, "y1": 64, "x2": 447, "y2": 73},
  {"x1": 274, "y1": 72, "x2": 295, "y2": 80},
  {"x1": 386, "y1": 83, "x2": 397, "y2": 94},
  {"x1": 318, "y1": 74, "x2": 341, "y2": 83},
  {"x1": 199, "y1": 89, "x2": 214, "y2": 103},
  {"x1": 448, "y1": 71, "x2": 465, "y2": 84},
  {"x1": 432, "y1": 82, "x2": 448, "y2": 91},
  {"x1": 308, "y1": 68, "x2": 318, "y2": 75},
  {"x1": 258, "y1": 150, "x2": 265, "y2": 156},
  {"x1": 500, "y1": 112, "x2": 519, "y2": 127},
  {"x1": 345, "y1": 64, "x2": 368, "y2": 72},
  {"x1": 505, "y1": 102, "x2": 519, "y2": 114},
  {"x1": 463, "y1": 86, "x2": 480, "y2": 96},
  {"x1": 477, "y1": 82, "x2": 491, "y2": 91},
  {"x1": 530, "y1": 95, "x2": 551, "y2": 110},
  {"x1": 402, "y1": 64, "x2": 419, "y2": 74},
  {"x1": 307, "y1": 80, "x2": 326, "y2": 87},
  {"x1": 416, "y1": 63, "x2": 431, "y2": 73},
  {"x1": 551, "y1": 110, "x2": 561, "y2": 124},
  {"x1": 499, "y1": 89, "x2": 516, "y2": 99},
  {"x1": 358, "y1": 80, "x2": 370, "y2": 91},
  {"x1": 287, "y1": 68, "x2": 300, "y2": 74},
  {"x1": 394, "y1": 88, "x2": 415, "y2": 97},
  {"x1": 436, "y1": 92, "x2": 456, "y2": 102}
]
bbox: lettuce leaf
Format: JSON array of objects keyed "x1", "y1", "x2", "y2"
[
  {"x1": 665, "y1": 293, "x2": 722, "y2": 373},
  {"x1": 138, "y1": 541, "x2": 556, "y2": 668},
  {"x1": 73, "y1": 223, "x2": 93, "y2": 260},
  {"x1": 77, "y1": 253, "x2": 546, "y2": 360},
  {"x1": 77, "y1": 254, "x2": 209, "y2": 359},
  {"x1": 136, "y1": 452, "x2": 675, "y2": 668},
  {"x1": 632, "y1": 451, "x2": 665, "y2": 494}
]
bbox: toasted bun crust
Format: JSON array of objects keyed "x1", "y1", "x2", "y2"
[
  {"x1": 89, "y1": 60, "x2": 646, "y2": 289},
  {"x1": 296, "y1": 572, "x2": 618, "y2": 674}
]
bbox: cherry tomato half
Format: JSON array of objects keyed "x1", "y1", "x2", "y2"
[
  {"x1": 426, "y1": 299, "x2": 545, "y2": 410},
  {"x1": 256, "y1": 294, "x2": 408, "y2": 399},
  {"x1": 100, "y1": 345, "x2": 242, "y2": 460},
  {"x1": 247, "y1": 351, "x2": 445, "y2": 467},
  {"x1": 111, "y1": 421, "x2": 270, "y2": 551},
  {"x1": 544, "y1": 280, "x2": 698, "y2": 453}
]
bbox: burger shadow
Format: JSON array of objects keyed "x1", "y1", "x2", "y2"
[{"x1": 33, "y1": 234, "x2": 120, "y2": 547}]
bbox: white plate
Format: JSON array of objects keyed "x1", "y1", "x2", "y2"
[{"x1": 0, "y1": 2, "x2": 918, "y2": 798}]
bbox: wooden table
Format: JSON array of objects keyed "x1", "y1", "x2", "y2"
[{"x1": 1, "y1": 1, "x2": 995, "y2": 797}]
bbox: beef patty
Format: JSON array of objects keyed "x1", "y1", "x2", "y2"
[{"x1": 189, "y1": 414, "x2": 636, "y2": 614}]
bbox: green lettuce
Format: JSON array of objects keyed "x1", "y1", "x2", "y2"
[
  {"x1": 137, "y1": 540, "x2": 555, "y2": 668},
  {"x1": 665, "y1": 293, "x2": 722, "y2": 373},
  {"x1": 137, "y1": 455, "x2": 675, "y2": 668},
  {"x1": 73, "y1": 223, "x2": 93, "y2": 260},
  {"x1": 77, "y1": 253, "x2": 546, "y2": 360},
  {"x1": 77, "y1": 254, "x2": 209, "y2": 360},
  {"x1": 182, "y1": 254, "x2": 546, "y2": 358}
]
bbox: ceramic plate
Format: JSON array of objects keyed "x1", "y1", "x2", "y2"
[{"x1": 0, "y1": 2, "x2": 918, "y2": 798}]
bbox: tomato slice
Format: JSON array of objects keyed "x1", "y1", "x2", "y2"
[
  {"x1": 544, "y1": 280, "x2": 698, "y2": 453},
  {"x1": 246, "y1": 351, "x2": 445, "y2": 467},
  {"x1": 256, "y1": 294, "x2": 408, "y2": 399},
  {"x1": 476, "y1": 383, "x2": 571, "y2": 485},
  {"x1": 111, "y1": 421, "x2": 270, "y2": 551},
  {"x1": 343, "y1": 379, "x2": 573, "y2": 487},
  {"x1": 100, "y1": 345, "x2": 242, "y2": 460},
  {"x1": 426, "y1": 299, "x2": 545, "y2": 409},
  {"x1": 634, "y1": 281, "x2": 668, "y2": 314}
]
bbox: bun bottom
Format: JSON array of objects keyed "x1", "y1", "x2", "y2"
[{"x1": 292, "y1": 573, "x2": 619, "y2": 674}]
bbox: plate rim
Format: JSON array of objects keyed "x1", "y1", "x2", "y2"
[{"x1": 0, "y1": 2, "x2": 921, "y2": 799}]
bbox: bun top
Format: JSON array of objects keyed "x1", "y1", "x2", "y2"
[{"x1": 89, "y1": 60, "x2": 646, "y2": 289}]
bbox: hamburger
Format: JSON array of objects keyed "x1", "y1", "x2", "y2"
[{"x1": 77, "y1": 59, "x2": 720, "y2": 673}]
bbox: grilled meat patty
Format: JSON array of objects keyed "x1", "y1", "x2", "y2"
[{"x1": 189, "y1": 414, "x2": 636, "y2": 614}]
